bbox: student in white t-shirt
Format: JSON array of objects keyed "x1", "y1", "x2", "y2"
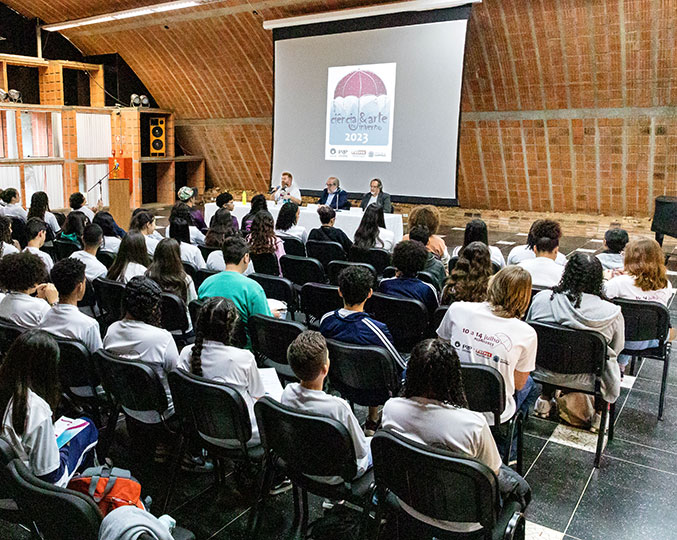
[
  {"x1": 69, "y1": 224, "x2": 108, "y2": 282},
  {"x1": 517, "y1": 219, "x2": 565, "y2": 288},
  {"x1": 23, "y1": 218, "x2": 54, "y2": 273},
  {"x1": 605, "y1": 238, "x2": 675, "y2": 373},
  {"x1": 281, "y1": 331, "x2": 371, "y2": 484},
  {"x1": 354, "y1": 204, "x2": 394, "y2": 252},
  {"x1": 437, "y1": 265, "x2": 538, "y2": 456},
  {"x1": 507, "y1": 219, "x2": 568, "y2": 267},
  {"x1": 206, "y1": 249, "x2": 255, "y2": 276},
  {"x1": 382, "y1": 339, "x2": 531, "y2": 532},
  {"x1": 130, "y1": 211, "x2": 159, "y2": 256},
  {"x1": 451, "y1": 219, "x2": 506, "y2": 269},
  {"x1": 0, "y1": 330, "x2": 98, "y2": 486},
  {"x1": 93, "y1": 212, "x2": 122, "y2": 254},
  {"x1": 596, "y1": 228, "x2": 629, "y2": 272},
  {"x1": 168, "y1": 218, "x2": 206, "y2": 270},
  {"x1": 275, "y1": 202, "x2": 308, "y2": 244},
  {"x1": 103, "y1": 277, "x2": 179, "y2": 424},
  {"x1": 27, "y1": 191, "x2": 60, "y2": 238},
  {"x1": 178, "y1": 297, "x2": 265, "y2": 445},
  {"x1": 106, "y1": 231, "x2": 150, "y2": 284},
  {"x1": 0, "y1": 216, "x2": 19, "y2": 258},
  {"x1": 1, "y1": 188, "x2": 28, "y2": 222},
  {"x1": 0, "y1": 251, "x2": 58, "y2": 328}
]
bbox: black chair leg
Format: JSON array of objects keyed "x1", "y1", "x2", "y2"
[
  {"x1": 300, "y1": 488, "x2": 310, "y2": 536},
  {"x1": 291, "y1": 485, "x2": 302, "y2": 530},
  {"x1": 594, "y1": 405, "x2": 609, "y2": 468},
  {"x1": 659, "y1": 354, "x2": 670, "y2": 420},
  {"x1": 516, "y1": 415, "x2": 524, "y2": 476},
  {"x1": 98, "y1": 406, "x2": 120, "y2": 460},
  {"x1": 162, "y1": 433, "x2": 187, "y2": 513},
  {"x1": 248, "y1": 461, "x2": 275, "y2": 537},
  {"x1": 630, "y1": 355, "x2": 637, "y2": 376},
  {"x1": 608, "y1": 402, "x2": 616, "y2": 441}
]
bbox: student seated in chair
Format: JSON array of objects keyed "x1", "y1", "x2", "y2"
[
  {"x1": 0, "y1": 252, "x2": 58, "y2": 328},
  {"x1": 23, "y1": 217, "x2": 53, "y2": 273},
  {"x1": 0, "y1": 330, "x2": 98, "y2": 486},
  {"x1": 320, "y1": 265, "x2": 404, "y2": 436},
  {"x1": 517, "y1": 219, "x2": 565, "y2": 288},
  {"x1": 308, "y1": 205, "x2": 353, "y2": 253},
  {"x1": 69, "y1": 224, "x2": 108, "y2": 282},
  {"x1": 382, "y1": 339, "x2": 531, "y2": 532},
  {"x1": 596, "y1": 228, "x2": 629, "y2": 272},
  {"x1": 408, "y1": 225, "x2": 447, "y2": 291},
  {"x1": 282, "y1": 331, "x2": 371, "y2": 484},
  {"x1": 378, "y1": 240, "x2": 439, "y2": 316}
]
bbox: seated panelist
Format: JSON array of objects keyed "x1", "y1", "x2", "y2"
[
  {"x1": 360, "y1": 178, "x2": 392, "y2": 213},
  {"x1": 318, "y1": 177, "x2": 351, "y2": 210},
  {"x1": 271, "y1": 171, "x2": 302, "y2": 205}
]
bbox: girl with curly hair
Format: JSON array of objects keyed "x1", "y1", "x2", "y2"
[
  {"x1": 441, "y1": 241, "x2": 493, "y2": 305},
  {"x1": 247, "y1": 211, "x2": 285, "y2": 272},
  {"x1": 528, "y1": 252, "x2": 623, "y2": 431},
  {"x1": 177, "y1": 297, "x2": 265, "y2": 445},
  {"x1": 275, "y1": 202, "x2": 307, "y2": 243},
  {"x1": 204, "y1": 207, "x2": 238, "y2": 248}
]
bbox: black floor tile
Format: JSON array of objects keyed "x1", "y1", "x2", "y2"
[
  {"x1": 524, "y1": 415, "x2": 559, "y2": 440},
  {"x1": 566, "y1": 458, "x2": 677, "y2": 540},
  {"x1": 522, "y1": 433, "x2": 549, "y2": 474},
  {"x1": 605, "y1": 437, "x2": 677, "y2": 475},
  {"x1": 523, "y1": 442, "x2": 593, "y2": 532},
  {"x1": 0, "y1": 520, "x2": 31, "y2": 540},
  {"x1": 634, "y1": 355, "x2": 676, "y2": 386},
  {"x1": 612, "y1": 390, "x2": 677, "y2": 453}
]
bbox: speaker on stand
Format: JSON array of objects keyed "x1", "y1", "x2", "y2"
[{"x1": 149, "y1": 117, "x2": 166, "y2": 157}]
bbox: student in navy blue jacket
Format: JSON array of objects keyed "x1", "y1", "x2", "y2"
[
  {"x1": 320, "y1": 265, "x2": 404, "y2": 435},
  {"x1": 317, "y1": 177, "x2": 351, "y2": 210},
  {"x1": 378, "y1": 240, "x2": 440, "y2": 316}
]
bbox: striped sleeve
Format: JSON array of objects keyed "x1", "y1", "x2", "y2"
[{"x1": 362, "y1": 318, "x2": 406, "y2": 369}]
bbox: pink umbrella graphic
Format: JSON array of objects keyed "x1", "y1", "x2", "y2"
[{"x1": 334, "y1": 70, "x2": 387, "y2": 99}]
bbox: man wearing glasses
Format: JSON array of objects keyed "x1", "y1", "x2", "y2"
[{"x1": 318, "y1": 176, "x2": 351, "y2": 210}]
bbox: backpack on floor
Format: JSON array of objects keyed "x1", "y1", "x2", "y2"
[
  {"x1": 68, "y1": 465, "x2": 144, "y2": 516},
  {"x1": 306, "y1": 504, "x2": 362, "y2": 540}
]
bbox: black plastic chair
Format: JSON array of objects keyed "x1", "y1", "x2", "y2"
[
  {"x1": 0, "y1": 320, "x2": 24, "y2": 357},
  {"x1": 528, "y1": 321, "x2": 615, "y2": 467},
  {"x1": 182, "y1": 261, "x2": 198, "y2": 280},
  {"x1": 300, "y1": 283, "x2": 344, "y2": 328},
  {"x1": 614, "y1": 298, "x2": 671, "y2": 419},
  {"x1": 166, "y1": 369, "x2": 265, "y2": 511},
  {"x1": 281, "y1": 236, "x2": 306, "y2": 257},
  {"x1": 77, "y1": 279, "x2": 97, "y2": 316},
  {"x1": 161, "y1": 292, "x2": 191, "y2": 345},
  {"x1": 368, "y1": 429, "x2": 525, "y2": 540},
  {"x1": 92, "y1": 277, "x2": 125, "y2": 324},
  {"x1": 198, "y1": 244, "x2": 220, "y2": 261},
  {"x1": 325, "y1": 339, "x2": 400, "y2": 408},
  {"x1": 96, "y1": 250, "x2": 116, "y2": 269},
  {"x1": 10, "y1": 217, "x2": 27, "y2": 249},
  {"x1": 249, "y1": 273, "x2": 298, "y2": 319},
  {"x1": 250, "y1": 397, "x2": 373, "y2": 535},
  {"x1": 280, "y1": 255, "x2": 326, "y2": 287},
  {"x1": 327, "y1": 260, "x2": 377, "y2": 286},
  {"x1": 427, "y1": 305, "x2": 449, "y2": 338},
  {"x1": 249, "y1": 314, "x2": 306, "y2": 381},
  {"x1": 54, "y1": 239, "x2": 80, "y2": 260},
  {"x1": 0, "y1": 439, "x2": 21, "y2": 525},
  {"x1": 448, "y1": 256, "x2": 459, "y2": 274},
  {"x1": 7, "y1": 458, "x2": 102, "y2": 540},
  {"x1": 349, "y1": 247, "x2": 391, "y2": 275},
  {"x1": 195, "y1": 268, "x2": 218, "y2": 289},
  {"x1": 491, "y1": 261, "x2": 501, "y2": 274},
  {"x1": 381, "y1": 266, "x2": 397, "y2": 279},
  {"x1": 188, "y1": 298, "x2": 205, "y2": 328},
  {"x1": 417, "y1": 270, "x2": 440, "y2": 292},
  {"x1": 365, "y1": 293, "x2": 429, "y2": 353},
  {"x1": 250, "y1": 252, "x2": 280, "y2": 276},
  {"x1": 306, "y1": 240, "x2": 346, "y2": 271}
]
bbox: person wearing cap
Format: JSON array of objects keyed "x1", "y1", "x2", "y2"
[{"x1": 177, "y1": 186, "x2": 207, "y2": 232}]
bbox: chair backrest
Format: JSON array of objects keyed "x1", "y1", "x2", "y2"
[
  {"x1": 188, "y1": 298, "x2": 206, "y2": 327},
  {"x1": 249, "y1": 273, "x2": 296, "y2": 308},
  {"x1": 161, "y1": 292, "x2": 189, "y2": 333},
  {"x1": 195, "y1": 268, "x2": 218, "y2": 289},
  {"x1": 54, "y1": 239, "x2": 80, "y2": 260},
  {"x1": 249, "y1": 314, "x2": 306, "y2": 366},
  {"x1": 528, "y1": 321, "x2": 608, "y2": 377},
  {"x1": 427, "y1": 305, "x2": 449, "y2": 338},
  {"x1": 417, "y1": 270, "x2": 440, "y2": 291},
  {"x1": 55, "y1": 338, "x2": 99, "y2": 395},
  {"x1": 250, "y1": 252, "x2": 280, "y2": 276},
  {"x1": 306, "y1": 240, "x2": 346, "y2": 270},
  {"x1": 613, "y1": 298, "x2": 670, "y2": 345},
  {"x1": 281, "y1": 236, "x2": 306, "y2": 257},
  {"x1": 460, "y1": 363, "x2": 505, "y2": 427},
  {"x1": 7, "y1": 459, "x2": 102, "y2": 540},
  {"x1": 198, "y1": 244, "x2": 220, "y2": 261},
  {"x1": 280, "y1": 255, "x2": 326, "y2": 286},
  {"x1": 381, "y1": 266, "x2": 397, "y2": 279},
  {"x1": 491, "y1": 261, "x2": 501, "y2": 275},
  {"x1": 325, "y1": 339, "x2": 400, "y2": 407},
  {"x1": 365, "y1": 293, "x2": 429, "y2": 352},
  {"x1": 93, "y1": 349, "x2": 168, "y2": 419},
  {"x1": 10, "y1": 217, "x2": 27, "y2": 249},
  {"x1": 92, "y1": 277, "x2": 125, "y2": 321},
  {"x1": 168, "y1": 369, "x2": 252, "y2": 451},
  {"x1": 0, "y1": 320, "x2": 24, "y2": 356},
  {"x1": 96, "y1": 250, "x2": 116, "y2": 269},
  {"x1": 448, "y1": 256, "x2": 459, "y2": 274},
  {"x1": 327, "y1": 260, "x2": 377, "y2": 286},
  {"x1": 77, "y1": 279, "x2": 97, "y2": 310},
  {"x1": 254, "y1": 397, "x2": 357, "y2": 482},
  {"x1": 182, "y1": 261, "x2": 198, "y2": 280},
  {"x1": 0, "y1": 438, "x2": 17, "y2": 466},
  {"x1": 300, "y1": 283, "x2": 344, "y2": 324},
  {"x1": 349, "y1": 247, "x2": 391, "y2": 275},
  {"x1": 371, "y1": 430, "x2": 499, "y2": 531}
]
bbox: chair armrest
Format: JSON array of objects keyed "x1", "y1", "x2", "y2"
[{"x1": 492, "y1": 501, "x2": 523, "y2": 540}]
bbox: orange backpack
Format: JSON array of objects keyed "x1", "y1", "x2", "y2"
[{"x1": 68, "y1": 465, "x2": 144, "y2": 516}]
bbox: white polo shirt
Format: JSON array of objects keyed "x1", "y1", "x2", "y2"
[
  {"x1": 1, "y1": 242, "x2": 19, "y2": 257},
  {"x1": 23, "y1": 246, "x2": 53, "y2": 273},
  {"x1": 115, "y1": 262, "x2": 147, "y2": 284},
  {"x1": 518, "y1": 257, "x2": 565, "y2": 288},
  {"x1": 73, "y1": 207, "x2": 95, "y2": 222},
  {"x1": 452, "y1": 245, "x2": 507, "y2": 269},
  {"x1": 437, "y1": 301, "x2": 537, "y2": 423},
  {"x1": 44, "y1": 211, "x2": 60, "y2": 236},
  {"x1": 205, "y1": 252, "x2": 254, "y2": 276},
  {"x1": 0, "y1": 292, "x2": 51, "y2": 328},
  {"x1": 276, "y1": 224, "x2": 308, "y2": 244},
  {"x1": 103, "y1": 319, "x2": 179, "y2": 423},
  {"x1": 507, "y1": 244, "x2": 567, "y2": 266},
  {"x1": 180, "y1": 242, "x2": 206, "y2": 270},
  {"x1": 3, "y1": 203, "x2": 27, "y2": 221},
  {"x1": 178, "y1": 341, "x2": 264, "y2": 444},
  {"x1": 189, "y1": 226, "x2": 205, "y2": 245},
  {"x1": 40, "y1": 303, "x2": 103, "y2": 353},
  {"x1": 69, "y1": 251, "x2": 108, "y2": 282},
  {"x1": 605, "y1": 274, "x2": 674, "y2": 306},
  {"x1": 144, "y1": 235, "x2": 159, "y2": 256},
  {"x1": 101, "y1": 236, "x2": 121, "y2": 254}
]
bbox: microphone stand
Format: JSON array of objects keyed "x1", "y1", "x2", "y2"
[{"x1": 87, "y1": 164, "x2": 118, "y2": 203}]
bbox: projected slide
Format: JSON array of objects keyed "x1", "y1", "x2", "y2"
[{"x1": 325, "y1": 63, "x2": 396, "y2": 163}]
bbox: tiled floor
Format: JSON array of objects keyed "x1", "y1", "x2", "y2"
[{"x1": 1, "y1": 226, "x2": 676, "y2": 539}]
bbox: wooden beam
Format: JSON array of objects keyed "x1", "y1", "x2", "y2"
[
  {"x1": 0, "y1": 54, "x2": 49, "y2": 68},
  {"x1": 55, "y1": 60, "x2": 102, "y2": 72}
]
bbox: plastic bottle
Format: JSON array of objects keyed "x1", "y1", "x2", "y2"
[{"x1": 242, "y1": 190, "x2": 247, "y2": 205}]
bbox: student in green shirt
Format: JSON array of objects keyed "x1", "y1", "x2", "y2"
[{"x1": 198, "y1": 236, "x2": 272, "y2": 347}]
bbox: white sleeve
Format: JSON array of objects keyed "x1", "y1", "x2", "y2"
[
  {"x1": 515, "y1": 326, "x2": 537, "y2": 373},
  {"x1": 248, "y1": 361, "x2": 267, "y2": 401},
  {"x1": 87, "y1": 322, "x2": 103, "y2": 352},
  {"x1": 474, "y1": 420, "x2": 503, "y2": 474},
  {"x1": 186, "y1": 277, "x2": 198, "y2": 304},
  {"x1": 163, "y1": 336, "x2": 180, "y2": 373},
  {"x1": 26, "y1": 416, "x2": 61, "y2": 477},
  {"x1": 177, "y1": 345, "x2": 192, "y2": 372},
  {"x1": 340, "y1": 401, "x2": 371, "y2": 476},
  {"x1": 604, "y1": 277, "x2": 620, "y2": 299},
  {"x1": 195, "y1": 249, "x2": 206, "y2": 270},
  {"x1": 436, "y1": 305, "x2": 456, "y2": 341}
]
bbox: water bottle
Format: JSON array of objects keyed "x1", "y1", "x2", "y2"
[{"x1": 242, "y1": 190, "x2": 247, "y2": 205}]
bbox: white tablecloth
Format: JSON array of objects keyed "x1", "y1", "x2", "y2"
[{"x1": 204, "y1": 201, "x2": 404, "y2": 244}]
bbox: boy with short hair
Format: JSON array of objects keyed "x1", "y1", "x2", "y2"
[
  {"x1": 24, "y1": 217, "x2": 53, "y2": 272},
  {"x1": 282, "y1": 331, "x2": 371, "y2": 484},
  {"x1": 596, "y1": 228, "x2": 629, "y2": 271},
  {"x1": 517, "y1": 219, "x2": 565, "y2": 288},
  {"x1": 69, "y1": 224, "x2": 108, "y2": 281}
]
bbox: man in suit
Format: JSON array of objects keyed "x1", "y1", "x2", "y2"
[
  {"x1": 360, "y1": 178, "x2": 393, "y2": 213},
  {"x1": 318, "y1": 177, "x2": 351, "y2": 210}
]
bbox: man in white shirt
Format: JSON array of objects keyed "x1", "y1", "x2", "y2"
[
  {"x1": 69, "y1": 224, "x2": 108, "y2": 282},
  {"x1": 69, "y1": 192, "x2": 99, "y2": 222},
  {"x1": 1, "y1": 188, "x2": 28, "y2": 221},
  {"x1": 507, "y1": 219, "x2": 567, "y2": 266},
  {"x1": 517, "y1": 219, "x2": 565, "y2": 288},
  {"x1": 41, "y1": 258, "x2": 103, "y2": 354},
  {"x1": 272, "y1": 171, "x2": 302, "y2": 205},
  {"x1": 23, "y1": 218, "x2": 54, "y2": 273}
]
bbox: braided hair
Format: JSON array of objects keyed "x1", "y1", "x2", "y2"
[
  {"x1": 402, "y1": 339, "x2": 468, "y2": 408},
  {"x1": 551, "y1": 252, "x2": 606, "y2": 308},
  {"x1": 189, "y1": 297, "x2": 240, "y2": 377},
  {"x1": 122, "y1": 276, "x2": 162, "y2": 326}
]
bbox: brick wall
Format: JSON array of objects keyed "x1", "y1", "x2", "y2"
[{"x1": 5, "y1": 0, "x2": 677, "y2": 216}]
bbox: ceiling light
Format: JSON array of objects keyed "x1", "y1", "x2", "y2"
[
  {"x1": 130, "y1": 94, "x2": 141, "y2": 107},
  {"x1": 8, "y1": 90, "x2": 22, "y2": 103},
  {"x1": 140, "y1": 95, "x2": 150, "y2": 108},
  {"x1": 0, "y1": 90, "x2": 7, "y2": 102}
]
